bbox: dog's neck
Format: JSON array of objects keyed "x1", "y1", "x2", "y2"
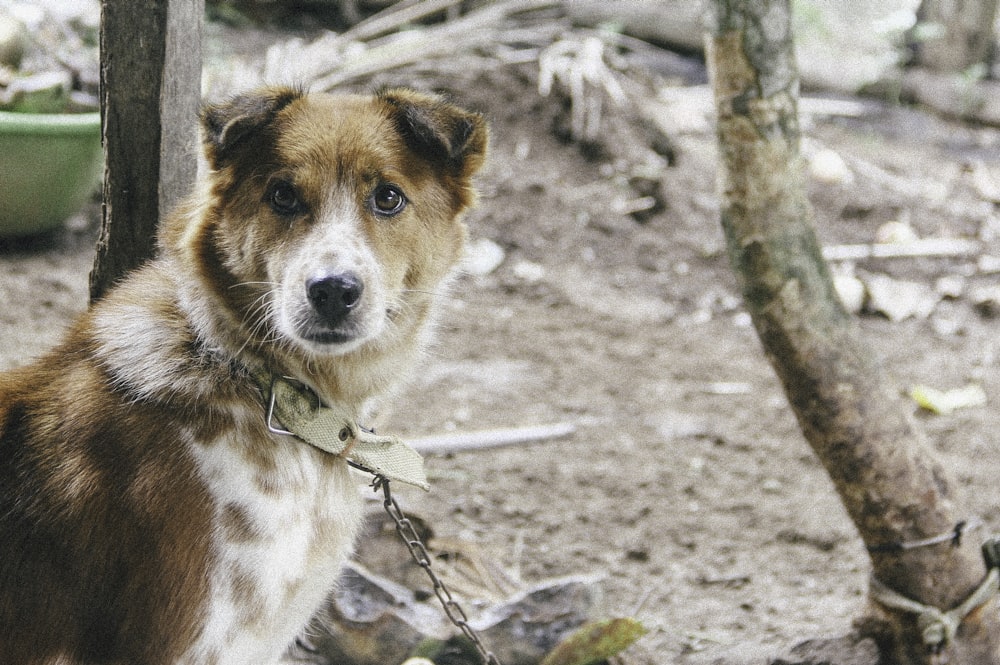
[{"x1": 88, "y1": 263, "x2": 395, "y2": 424}]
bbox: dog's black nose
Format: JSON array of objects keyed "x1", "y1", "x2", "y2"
[{"x1": 306, "y1": 273, "x2": 364, "y2": 327}]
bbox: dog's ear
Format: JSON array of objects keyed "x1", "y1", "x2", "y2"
[
  {"x1": 201, "y1": 87, "x2": 303, "y2": 169},
  {"x1": 378, "y1": 88, "x2": 488, "y2": 179}
]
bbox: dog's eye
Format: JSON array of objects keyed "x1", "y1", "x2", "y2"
[
  {"x1": 371, "y1": 185, "x2": 407, "y2": 216},
  {"x1": 267, "y1": 181, "x2": 302, "y2": 216}
]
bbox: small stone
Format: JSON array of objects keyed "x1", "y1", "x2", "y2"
[
  {"x1": 512, "y1": 260, "x2": 546, "y2": 283},
  {"x1": 762, "y1": 478, "x2": 783, "y2": 494},
  {"x1": 934, "y1": 274, "x2": 965, "y2": 299},
  {"x1": 874, "y1": 220, "x2": 918, "y2": 244},
  {"x1": 808, "y1": 148, "x2": 853, "y2": 185},
  {"x1": 833, "y1": 273, "x2": 866, "y2": 314},
  {"x1": 462, "y1": 237, "x2": 505, "y2": 276},
  {"x1": 864, "y1": 274, "x2": 937, "y2": 321}
]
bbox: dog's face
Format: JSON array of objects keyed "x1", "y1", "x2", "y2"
[{"x1": 164, "y1": 88, "x2": 486, "y2": 365}]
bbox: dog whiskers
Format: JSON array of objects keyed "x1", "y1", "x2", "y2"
[
  {"x1": 229, "y1": 280, "x2": 279, "y2": 290},
  {"x1": 400, "y1": 288, "x2": 449, "y2": 297},
  {"x1": 232, "y1": 289, "x2": 281, "y2": 359}
]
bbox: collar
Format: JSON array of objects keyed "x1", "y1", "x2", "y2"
[{"x1": 257, "y1": 373, "x2": 429, "y2": 491}]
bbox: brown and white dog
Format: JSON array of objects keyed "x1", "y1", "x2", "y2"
[{"x1": 0, "y1": 87, "x2": 487, "y2": 664}]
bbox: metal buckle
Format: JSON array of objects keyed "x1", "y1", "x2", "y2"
[{"x1": 266, "y1": 375, "x2": 318, "y2": 437}]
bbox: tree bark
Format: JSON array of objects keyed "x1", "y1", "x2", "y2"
[
  {"x1": 910, "y1": 0, "x2": 998, "y2": 73},
  {"x1": 705, "y1": 1, "x2": 1000, "y2": 663},
  {"x1": 91, "y1": 0, "x2": 203, "y2": 303}
]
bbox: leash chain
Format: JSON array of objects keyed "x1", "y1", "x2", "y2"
[
  {"x1": 372, "y1": 474, "x2": 502, "y2": 665},
  {"x1": 867, "y1": 518, "x2": 983, "y2": 553}
]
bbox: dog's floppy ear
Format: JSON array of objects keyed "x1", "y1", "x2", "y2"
[
  {"x1": 201, "y1": 87, "x2": 303, "y2": 169},
  {"x1": 378, "y1": 88, "x2": 488, "y2": 179}
]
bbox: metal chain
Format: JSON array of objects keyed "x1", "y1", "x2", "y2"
[
  {"x1": 373, "y1": 475, "x2": 503, "y2": 665},
  {"x1": 867, "y1": 517, "x2": 984, "y2": 553}
]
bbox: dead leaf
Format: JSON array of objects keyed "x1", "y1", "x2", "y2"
[
  {"x1": 909, "y1": 384, "x2": 987, "y2": 415},
  {"x1": 863, "y1": 274, "x2": 937, "y2": 322},
  {"x1": 538, "y1": 617, "x2": 647, "y2": 665}
]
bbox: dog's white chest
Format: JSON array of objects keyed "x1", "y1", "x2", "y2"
[{"x1": 183, "y1": 428, "x2": 363, "y2": 664}]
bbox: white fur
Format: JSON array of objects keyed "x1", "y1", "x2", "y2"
[
  {"x1": 182, "y1": 428, "x2": 362, "y2": 664},
  {"x1": 274, "y1": 195, "x2": 388, "y2": 356}
]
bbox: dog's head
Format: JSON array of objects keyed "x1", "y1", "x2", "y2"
[{"x1": 162, "y1": 87, "x2": 486, "y2": 385}]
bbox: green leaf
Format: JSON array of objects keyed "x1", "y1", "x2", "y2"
[{"x1": 539, "y1": 618, "x2": 647, "y2": 665}]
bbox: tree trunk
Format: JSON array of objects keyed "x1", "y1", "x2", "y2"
[
  {"x1": 91, "y1": 0, "x2": 203, "y2": 303},
  {"x1": 910, "y1": 0, "x2": 998, "y2": 73},
  {"x1": 705, "y1": 1, "x2": 1000, "y2": 663}
]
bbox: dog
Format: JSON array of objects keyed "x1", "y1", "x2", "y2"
[{"x1": 0, "y1": 86, "x2": 487, "y2": 664}]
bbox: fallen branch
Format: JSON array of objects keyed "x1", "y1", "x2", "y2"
[
  {"x1": 822, "y1": 237, "x2": 981, "y2": 262},
  {"x1": 408, "y1": 422, "x2": 576, "y2": 454},
  {"x1": 262, "y1": 0, "x2": 562, "y2": 90},
  {"x1": 338, "y1": 0, "x2": 466, "y2": 43}
]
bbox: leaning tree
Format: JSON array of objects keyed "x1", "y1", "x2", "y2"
[{"x1": 706, "y1": 1, "x2": 1000, "y2": 663}]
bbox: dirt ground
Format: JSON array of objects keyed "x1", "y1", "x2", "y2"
[{"x1": 2, "y1": 10, "x2": 1000, "y2": 665}]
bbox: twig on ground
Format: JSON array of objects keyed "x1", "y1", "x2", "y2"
[
  {"x1": 408, "y1": 422, "x2": 577, "y2": 454},
  {"x1": 822, "y1": 238, "x2": 981, "y2": 262}
]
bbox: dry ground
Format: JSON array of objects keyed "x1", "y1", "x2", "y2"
[{"x1": 2, "y1": 14, "x2": 1000, "y2": 665}]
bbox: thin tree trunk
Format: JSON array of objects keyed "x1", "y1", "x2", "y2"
[
  {"x1": 705, "y1": 1, "x2": 1000, "y2": 663},
  {"x1": 91, "y1": 0, "x2": 203, "y2": 303},
  {"x1": 910, "y1": 0, "x2": 998, "y2": 73}
]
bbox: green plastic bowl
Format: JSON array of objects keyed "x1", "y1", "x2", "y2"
[{"x1": 0, "y1": 110, "x2": 102, "y2": 236}]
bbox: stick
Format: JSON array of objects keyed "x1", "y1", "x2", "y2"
[
  {"x1": 408, "y1": 422, "x2": 576, "y2": 454},
  {"x1": 822, "y1": 238, "x2": 981, "y2": 262},
  {"x1": 339, "y1": 0, "x2": 466, "y2": 43},
  {"x1": 305, "y1": 0, "x2": 560, "y2": 90}
]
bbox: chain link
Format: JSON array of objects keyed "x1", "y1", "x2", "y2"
[{"x1": 373, "y1": 475, "x2": 503, "y2": 665}]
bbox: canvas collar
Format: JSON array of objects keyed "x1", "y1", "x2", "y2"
[{"x1": 258, "y1": 373, "x2": 429, "y2": 491}]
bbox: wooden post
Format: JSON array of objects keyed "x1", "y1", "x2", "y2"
[{"x1": 90, "y1": 0, "x2": 204, "y2": 303}]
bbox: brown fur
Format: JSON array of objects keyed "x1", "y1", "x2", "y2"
[{"x1": 0, "y1": 87, "x2": 486, "y2": 664}]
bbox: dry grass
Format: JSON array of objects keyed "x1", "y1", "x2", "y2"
[{"x1": 250, "y1": 0, "x2": 653, "y2": 142}]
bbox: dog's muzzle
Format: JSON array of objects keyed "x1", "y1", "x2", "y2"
[{"x1": 304, "y1": 271, "x2": 364, "y2": 342}]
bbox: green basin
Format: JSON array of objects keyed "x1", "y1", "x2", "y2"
[{"x1": 0, "y1": 110, "x2": 102, "y2": 237}]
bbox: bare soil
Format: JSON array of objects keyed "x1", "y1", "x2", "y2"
[{"x1": 3, "y1": 27, "x2": 1000, "y2": 665}]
